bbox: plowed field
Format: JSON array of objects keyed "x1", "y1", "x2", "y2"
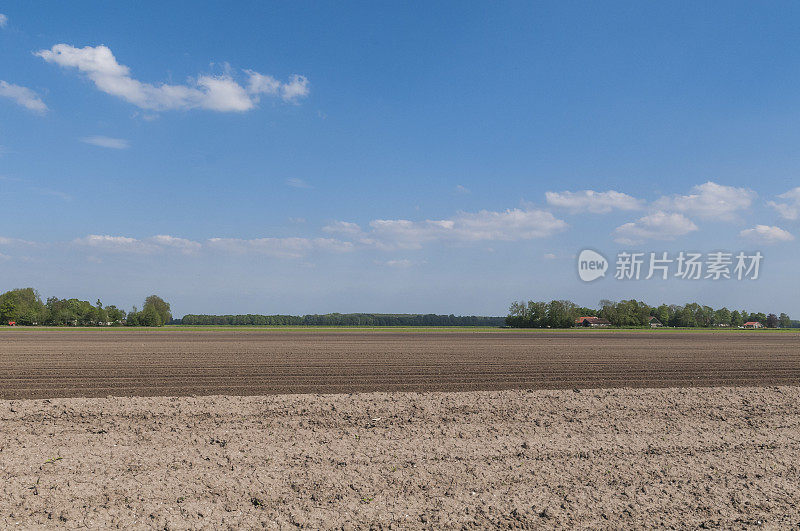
[{"x1": 1, "y1": 329, "x2": 798, "y2": 399}]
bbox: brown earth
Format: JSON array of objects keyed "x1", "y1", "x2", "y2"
[
  {"x1": 1, "y1": 328, "x2": 799, "y2": 399},
  {"x1": 2, "y1": 329, "x2": 799, "y2": 528},
  {"x1": 1, "y1": 386, "x2": 799, "y2": 529}
]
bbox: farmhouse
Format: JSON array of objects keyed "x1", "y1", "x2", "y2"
[
  {"x1": 743, "y1": 321, "x2": 764, "y2": 329},
  {"x1": 575, "y1": 316, "x2": 611, "y2": 328}
]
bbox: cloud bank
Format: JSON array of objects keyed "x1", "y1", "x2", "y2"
[
  {"x1": 329, "y1": 208, "x2": 568, "y2": 250},
  {"x1": 653, "y1": 181, "x2": 755, "y2": 220},
  {"x1": 545, "y1": 190, "x2": 644, "y2": 214},
  {"x1": 3, "y1": 180, "x2": 793, "y2": 265},
  {"x1": 739, "y1": 225, "x2": 794, "y2": 244},
  {"x1": 613, "y1": 212, "x2": 698, "y2": 245},
  {"x1": 74, "y1": 234, "x2": 202, "y2": 254},
  {"x1": 80, "y1": 136, "x2": 130, "y2": 149}
]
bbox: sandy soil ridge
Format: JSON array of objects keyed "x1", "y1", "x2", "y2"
[{"x1": 1, "y1": 386, "x2": 799, "y2": 528}]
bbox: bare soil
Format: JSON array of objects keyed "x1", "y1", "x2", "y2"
[
  {"x1": 1, "y1": 329, "x2": 799, "y2": 399},
  {"x1": 2, "y1": 329, "x2": 799, "y2": 528},
  {"x1": 1, "y1": 386, "x2": 799, "y2": 529}
]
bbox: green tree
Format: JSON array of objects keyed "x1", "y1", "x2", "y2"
[
  {"x1": 506, "y1": 301, "x2": 529, "y2": 328},
  {"x1": 106, "y1": 305, "x2": 126, "y2": 323},
  {"x1": 66, "y1": 299, "x2": 97, "y2": 326},
  {"x1": 655, "y1": 304, "x2": 671, "y2": 327},
  {"x1": 696, "y1": 305, "x2": 714, "y2": 327},
  {"x1": 527, "y1": 301, "x2": 548, "y2": 328},
  {"x1": 676, "y1": 305, "x2": 698, "y2": 327},
  {"x1": 600, "y1": 300, "x2": 651, "y2": 327},
  {"x1": 95, "y1": 299, "x2": 109, "y2": 324},
  {"x1": 45, "y1": 297, "x2": 73, "y2": 326},
  {"x1": 765, "y1": 313, "x2": 779, "y2": 328},
  {"x1": 139, "y1": 305, "x2": 162, "y2": 327},
  {"x1": 0, "y1": 288, "x2": 46, "y2": 325},
  {"x1": 730, "y1": 310, "x2": 744, "y2": 327},
  {"x1": 713, "y1": 307, "x2": 731, "y2": 327},
  {"x1": 599, "y1": 300, "x2": 619, "y2": 325},
  {"x1": 545, "y1": 300, "x2": 579, "y2": 328},
  {"x1": 143, "y1": 295, "x2": 171, "y2": 326},
  {"x1": 127, "y1": 306, "x2": 140, "y2": 327}
]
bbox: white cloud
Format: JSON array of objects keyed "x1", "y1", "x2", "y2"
[
  {"x1": 654, "y1": 181, "x2": 755, "y2": 220},
  {"x1": 246, "y1": 71, "x2": 281, "y2": 96},
  {"x1": 0, "y1": 80, "x2": 48, "y2": 113},
  {"x1": 207, "y1": 237, "x2": 353, "y2": 258},
  {"x1": 613, "y1": 211, "x2": 698, "y2": 244},
  {"x1": 739, "y1": 225, "x2": 794, "y2": 244},
  {"x1": 0, "y1": 14, "x2": 8, "y2": 27},
  {"x1": 322, "y1": 221, "x2": 362, "y2": 235},
  {"x1": 358, "y1": 208, "x2": 567, "y2": 250},
  {"x1": 279, "y1": 75, "x2": 310, "y2": 102},
  {"x1": 74, "y1": 234, "x2": 201, "y2": 254},
  {"x1": 80, "y1": 136, "x2": 130, "y2": 149},
  {"x1": 196, "y1": 74, "x2": 253, "y2": 111},
  {"x1": 286, "y1": 177, "x2": 312, "y2": 189},
  {"x1": 36, "y1": 44, "x2": 308, "y2": 113},
  {"x1": 545, "y1": 190, "x2": 644, "y2": 214},
  {"x1": 246, "y1": 71, "x2": 309, "y2": 102},
  {"x1": 767, "y1": 187, "x2": 800, "y2": 221}
]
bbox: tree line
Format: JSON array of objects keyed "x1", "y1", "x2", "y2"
[
  {"x1": 0, "y1": 288, "x2": 172, "y2": 327},
  {"x1": 4, "y1": 286, "x2": 793, "y2": 330},
  {"x1": 179, "y1": 313, "x2": 506, "y2": 327},
  {"x1": 507, "y1": 299, "x2": 796, "y2": 329}
]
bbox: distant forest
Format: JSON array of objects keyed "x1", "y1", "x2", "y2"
[
  {"x1": 507, "y1": 299, "x2": 797, "y2": 329},
  {"x1": 179, "y1": 314, "x2": 506, "y2": 327},
  {"x1": 0, "y1": 288, "x2": 504, "y2": 327}
]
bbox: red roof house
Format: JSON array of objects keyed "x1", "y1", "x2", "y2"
[{"x1": 575, "y1": 316, "x2": 611, "y2": 327}]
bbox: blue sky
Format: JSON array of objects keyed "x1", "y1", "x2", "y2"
[{"x1": 1, "y1": 2, "x2": 799, "y2": 317}]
